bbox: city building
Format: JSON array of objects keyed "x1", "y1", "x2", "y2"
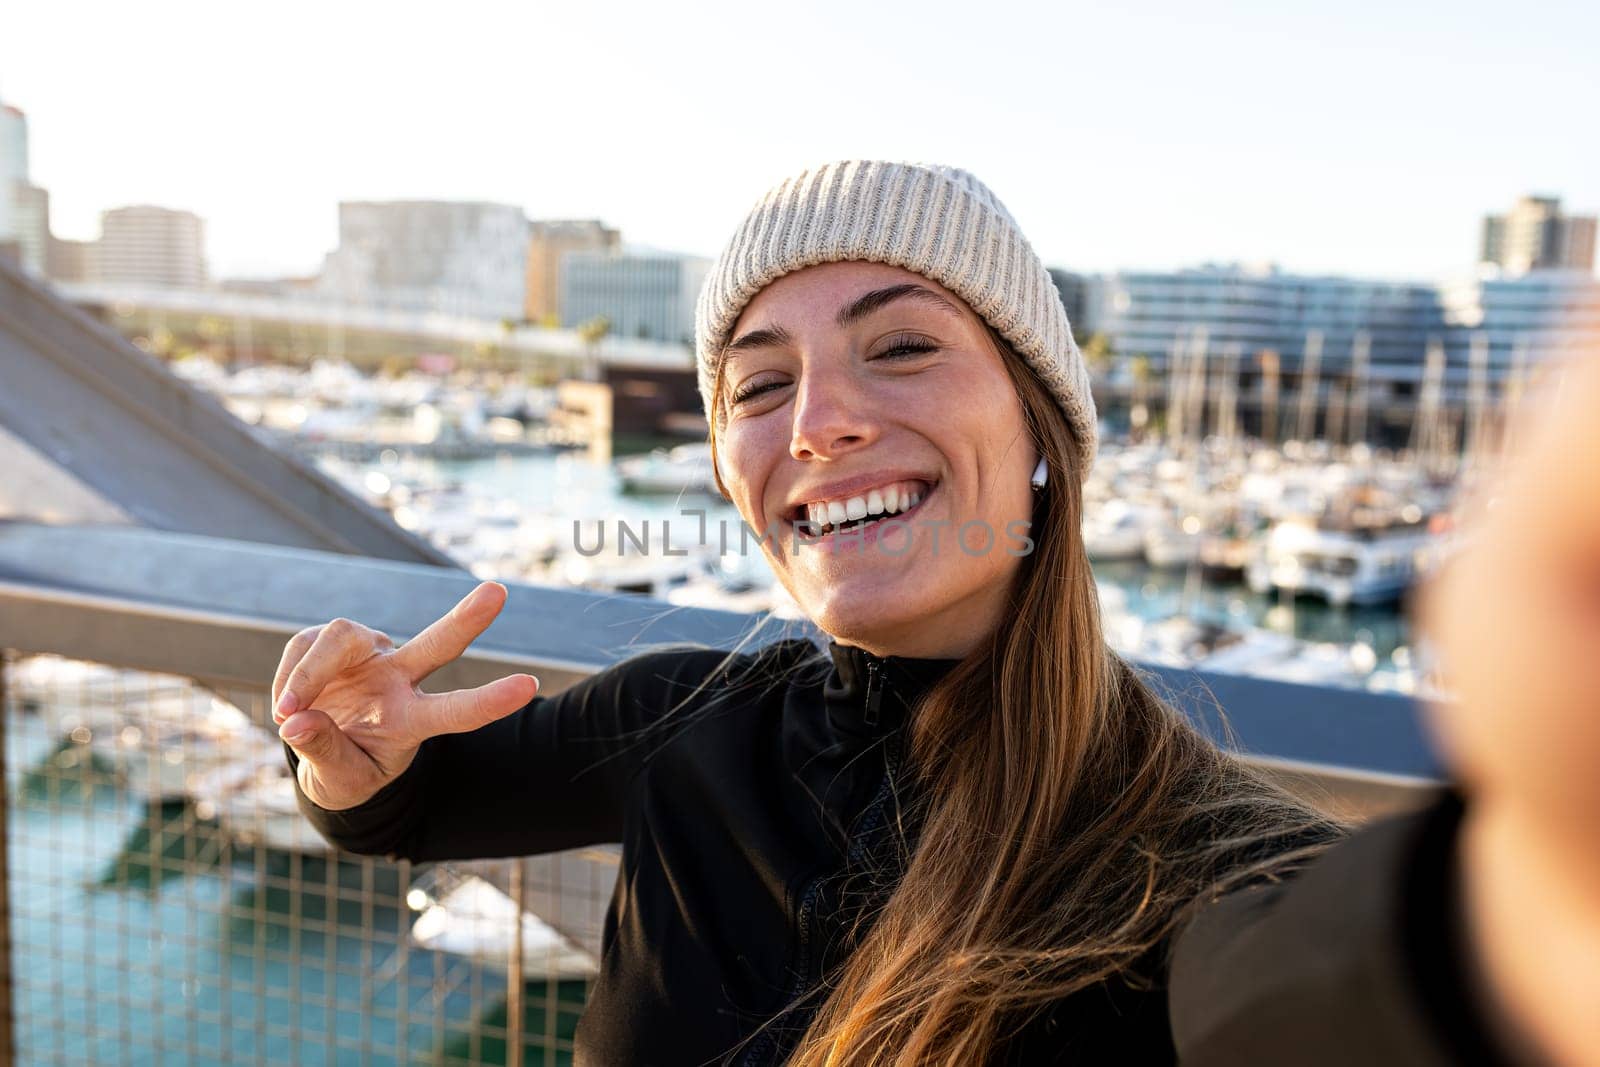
[
  {"x1": 1047, "y1": 268, "x2": 1088, "y2": 332},
  {"x1": 0, "y1": 99, "x2": 31, "y2": 269},
  {"x1": 318, "y1": 200, "x2": 528, "y2": 320},
  {"x1": 0, "y1": 97, "x2": 52, "y2": 278},
  {"x1": 526, "y1": 219, "x2": 620, "y2": 324},
  {"x1": 95, "y1": 205, "x2": 208, "y2": 289},
  {"x1": 46, "y1": 237, "x2": 96, "y2": 283},
  {"x1": 1081, "y1": 265, "x2": 1444, "y2": 379},
  {"x1": 1076, "y1": 258, "x2": 1600, "y2": 443},
  {"x1": 9, "y1": 182, "x2": 50, "y2": 276},
  {"x1": 558, "y1": 250, "x2": 711, "y2": 346},
  {"x1": 1480, "y1": 195, "x2": 1596, "y2": 274},
  {"x1": 1438, "y1": 269, "x2": 1600, "y2": 373}
]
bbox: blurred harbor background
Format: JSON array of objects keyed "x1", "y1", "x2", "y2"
[{"x1": 2, "y1": 3, "x2": 1597, "y2": 1062}]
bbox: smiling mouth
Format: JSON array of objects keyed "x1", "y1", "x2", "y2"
[{"x1": 790, "y1": 480, "x2": 937, "y2": 543}]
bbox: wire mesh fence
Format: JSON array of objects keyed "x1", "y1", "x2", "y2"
[{"x1": 1, "y1": 650, "x2": 609, "y2": 1066}]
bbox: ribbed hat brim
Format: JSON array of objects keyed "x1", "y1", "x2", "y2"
[{"x1": 693, "y1": 160, "x2": 1097, "y2": 473}]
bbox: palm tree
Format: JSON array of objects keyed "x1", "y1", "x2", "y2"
[
  {"x1": 1081, "y1": 332, "x2": 1114, "y2": 378},
  {"x1": 576, "y1": 315, "x2": 611, "y2": 382},
  {"x1": 1128, "y1": 353, "x2": 1152, "y2": 440}
]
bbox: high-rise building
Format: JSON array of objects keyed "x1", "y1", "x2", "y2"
[
  {"x1": 0, "y1": 94, "x2": 61, "y2": 280},
  {"x1": 559, "y1": 251, "x2": 711, "y2": 345},
  {"x1": 1047, "y1": 268, "x2": 1088, "y2": 332},
  {"x1": 10, "y1": 182, "x2": 50, "y2": 276},
  {"x1": 1078, "y1": 260, "x2": 1600, "y2": 417},
  {"x1": 1438, "y1": 271, "x2": 1600, "y2": 370},
  {"x1": 319, "y1": 200, "x2": 528, "y2": 320},
  {"x1": 1480, "y1": 195, "x2": 1596, "y2": 274},
  {"x1": 1082, "y1": 265, "x2": 1444, "y2": 379},
  {"x1": 526, "y1": 219, "x2": 620, "y2": 324},
  {"x1": 0, "y1": 100, "x2": 31, "y2": 266},
  {"x1": 95, "y1": 205, "x2": 208, "y2": 288},
  {"x1": 47, "y1": 237, "x2": 96, "y2": 283}
]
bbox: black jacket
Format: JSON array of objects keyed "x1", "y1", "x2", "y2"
[{"x1": 289, "y1": 636, "x2": 1516, "y2": 1065}]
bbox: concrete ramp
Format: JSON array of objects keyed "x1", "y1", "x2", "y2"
[{"x1": 0, "y1": 257, "x2": 454, "y2": 564}]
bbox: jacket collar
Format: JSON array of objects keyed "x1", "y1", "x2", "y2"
[{"x1": 822, "y1": 639, "x2": 962, "y2": 736}]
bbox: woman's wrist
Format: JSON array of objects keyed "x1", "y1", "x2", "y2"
[{"x1": 1458, "y1": 798, "x2": 1600, "y2": 1066}]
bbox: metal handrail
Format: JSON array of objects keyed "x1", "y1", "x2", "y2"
[
  {"x1": 0, "y1": 520, "x2": 1443, "y2": 819},
  {"x1": 0, "y1": 520, "x2": 800, "y2": 706},
  {"x1": 0, "y1": 517, "x2": 1451, "y2": 979},
  {"x1": 0, "y1": 257, "x2": 455, "y2": 562}
]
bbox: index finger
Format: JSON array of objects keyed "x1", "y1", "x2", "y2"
[{"x1": 392, "y1": 581, "x2": 507, "y2": 681}]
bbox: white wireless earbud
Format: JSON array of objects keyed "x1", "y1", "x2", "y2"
[{"x1": 1030, "y1": 457, "x2": 1049, "y2": 491}]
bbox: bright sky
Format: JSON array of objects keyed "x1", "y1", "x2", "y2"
[{"x1": 4, "y1": 0, "x2": 1595, "y2": 282}]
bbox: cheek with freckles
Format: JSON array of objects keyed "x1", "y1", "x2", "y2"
[
  {"x1": 719, "y1": 426, "x2": 781, "y2": 536},
  {"x1": 935, "y1": 368, "x2": 1034, "y2": 526}
]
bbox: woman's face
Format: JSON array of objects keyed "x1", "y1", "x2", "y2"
[{"x1": 716, "y1": 261, "x2": 1038, "y2": 659}]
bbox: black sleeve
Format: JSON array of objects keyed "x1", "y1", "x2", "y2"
[
  {"x1": 284, "y1": 645, "x2": 734, "y2": 863},
  {"x1": 1168, "y1": 787, "x2": 1520, "y2": 1067}
]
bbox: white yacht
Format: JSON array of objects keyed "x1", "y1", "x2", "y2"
[
  {"x1": 409, "y1": 872, "x2": 599, "y2": 980},
  {"x1": 616, "y1": 441, "x2": 720, "y2": 496},
  {"x1": 1142, "y1": 513, "x2": 1204, "y2": 569},
  {"x1": 1246, "y1": 515, "x2": 1434, "y2": 607},
  {"x1": 1082, "y1": 500, "x2": 1161, "y2": 561},
  {"x1": 189, "y1": 750, "x2": 333, "y2": 854}
]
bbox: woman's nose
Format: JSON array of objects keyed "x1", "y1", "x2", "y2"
[{"x1": 788, "y1": 368, "x2": 879, "y2": 461}]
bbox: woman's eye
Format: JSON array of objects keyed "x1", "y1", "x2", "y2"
[
  {"x1": 874, "y1": 336, "x2": 940, "y2": 361},
  {"x1": 731, "y1": 379, "x2": 785, "y2": 405}
]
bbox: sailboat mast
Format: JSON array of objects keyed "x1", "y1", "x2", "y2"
[
  {"x1": 1294, "y1": 329, "x2": 1324, "y2": 444},
  {"x1": 1466, "y1": 331, "x2": 1490, "y2": 471},
  {"x1": 1350, "y1": 331, "x2": 1371, "y2": 447}
]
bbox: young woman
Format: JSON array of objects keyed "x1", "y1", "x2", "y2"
[{"x1": 275, "y1": 161, "x2": 1597, "y2": 1065}]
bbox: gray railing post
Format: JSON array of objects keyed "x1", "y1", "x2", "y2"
[{"x1": 507, "y1": 860, "x2": 526, "y2": 1067}]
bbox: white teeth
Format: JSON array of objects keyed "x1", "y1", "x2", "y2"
[{"x1": 798, "y1": 480, "x2": 931, "y2": 531}]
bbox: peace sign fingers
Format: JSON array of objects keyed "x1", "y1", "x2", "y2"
[{"x1": 392, "y1": 581, "x2": 509, "y2": 683}]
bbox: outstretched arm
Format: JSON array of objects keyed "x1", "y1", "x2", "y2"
[
  {"x1": 284, "y1": 644, "x2": 730, "y2": 861},
  {"x1": 272, "y1": 579, "x2": 734, "y2": 862},
  {"x1": 1416, "y1": 353, "x2": 1600, "y2": 1067},
  {"x1": 1173, "y1": 354, "x2": 1600, "y2": 1066},
  {"x1": 1169, "y1": 787, "x2": 1517, "y2": 1066}
]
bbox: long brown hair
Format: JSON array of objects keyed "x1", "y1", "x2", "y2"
[{"x1": 707, "y1": 324, "x2": 1348, "y2": 1064}]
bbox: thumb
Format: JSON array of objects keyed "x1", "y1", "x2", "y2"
[
  {"x1": 416, "y1": 673, "x2": 539, "y2": 738},
  {"x1": 279, "y1": 707, "x2": 372, "y2": 777}
]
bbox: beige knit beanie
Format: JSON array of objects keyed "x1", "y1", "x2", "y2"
[{"x1": 694, "y1": 159, "x2": 1098, "y2": 473}]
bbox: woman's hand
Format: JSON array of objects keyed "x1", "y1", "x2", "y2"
[
  {"x1": 272, "y1": 581, "x2": 539, "y2": 811},
  {"x1": 1415, "y1": 354, "x2": 1600, "y2": 1066}
]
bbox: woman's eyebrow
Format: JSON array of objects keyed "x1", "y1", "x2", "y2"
[
  {"x1": 723, "y1": 324, "x2": 795, "y2": 359},
  {"x1": 723, "y1": 285, "x2": 963, "y2": 360},
  {"x1": 835, "y1": 284, "x2": 963, "y2": 329}
]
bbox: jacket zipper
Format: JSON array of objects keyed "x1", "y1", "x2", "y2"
[
  {"x1": 739, "y1": 658, "x2": 898, "y2": 1066},
  {"x1": 863, "y1": 658, "x2": 884, "y2": 728}
]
